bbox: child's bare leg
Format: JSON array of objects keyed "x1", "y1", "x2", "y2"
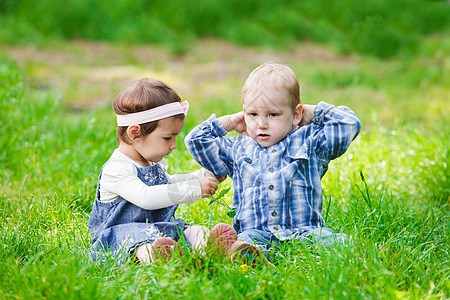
[
  {"x1": 135, "y1": 237, "x2": 180, "y2": 264},
  {"x1": 135, "y1": 243, "x2": 153, "y2": 264},
  {"x1": 184, "y1": 225, "x2": 210, "y2": 251}
]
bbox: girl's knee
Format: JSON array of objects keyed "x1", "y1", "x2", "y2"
[
  {"x1": 184, "y1": 225, "x2": 210, "y2": 249},
  {"x1": 135, "y1": 243, "x2": 153, "y2": 264}
]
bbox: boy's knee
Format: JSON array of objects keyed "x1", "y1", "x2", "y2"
[
  {"x1": 237, "y1": 230, "x2": 255, "y2": 244},
  {"x1": 307, "y1": 227, "x2": 352, "y2": 249},
  {"x1": 237, "y1": 229, "x2": 271, "y2": 247}
]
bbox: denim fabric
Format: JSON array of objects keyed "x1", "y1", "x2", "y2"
[
  {"x1": 237, "y1": 230, "x2": 278, "y2": 250},
  {"x1": 238, "y1": 227, "x2": 351, "y2": 250},
  {"x1": 186, "y1": 102, "x2": 361, "y2": 240},
  {"x1": 88, "y1": 162, "x2": 186, "y2": 262}
]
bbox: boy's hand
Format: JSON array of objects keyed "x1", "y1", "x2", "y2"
[
  {"x1": 298, "y1": 104, "x2": 315, "y2": 127},
  {"x1": 199, "y1": 177, "x2": 218, "y2": 198},
  {"x1": 218, "y1": 112, "x2": 248, "y2": 135}
]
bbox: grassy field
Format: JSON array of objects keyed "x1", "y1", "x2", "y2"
[{"x1": 0, "y1": 34, "x2": 449, "y2": 298}]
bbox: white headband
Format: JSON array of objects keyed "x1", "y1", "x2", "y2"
[{"x1": 116, "y1": 100, "x2": 189, "y2": 126}]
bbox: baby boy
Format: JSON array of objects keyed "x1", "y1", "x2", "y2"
[{"x1": 185, "y1": 63, "x2": 361, "y2": 252}]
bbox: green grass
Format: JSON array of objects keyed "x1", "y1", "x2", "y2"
[{"x1": 0, "y1": 34, "x2": 449, "y2": 299}]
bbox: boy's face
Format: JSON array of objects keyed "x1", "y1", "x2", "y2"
[{"x1": 243, "y1": 89, "x2": 302, "y2": 148}]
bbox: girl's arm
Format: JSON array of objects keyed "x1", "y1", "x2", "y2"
[
  {"x1": 158, "y1": 159, "x2": 220, "y2": 183},
  {"x1": 117, "y1": 174, "x2": 202, "y2": 209},
  {"x1": 100, "y1": 160, "x2": 216, "y2": 210}
]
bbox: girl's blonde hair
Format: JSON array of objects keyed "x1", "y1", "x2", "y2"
[
  {"x1": 242, "y1": 63, "x2": 301, "y2": 110},
  {"x1": 113, "y1": 78, "x2": 183, "y2": 144}
]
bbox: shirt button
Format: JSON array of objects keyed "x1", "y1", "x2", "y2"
[
  {"x1": 268, "y1": 185, "x2": 274, "y2": 190},
  {"x1": 271, "y1": 211, "x2": 277, "y2": 217},
  {"x1": 245, "y1": 158, "x2": 252, "y2": 164},
  {"x1": 271, "y1": 149, "x2": 277, "y2": 153},
  {"x1": 268, "y1": 167, "x2": 275, "y2": 173}
]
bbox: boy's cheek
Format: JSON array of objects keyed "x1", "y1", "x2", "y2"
[
  {"x1": 244, "y1": 117, "x2": 254, "y2": 126},
  {"x1": 243, "y1": 117, "x2": 252, "y2": 129},
  {"x1": 244, "y1": 121, "x2": 255, "y2": 133}
]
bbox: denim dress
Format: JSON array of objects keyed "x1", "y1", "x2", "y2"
[{"x1": 88, "y1": 162, "x2": 186, "y2": 262}]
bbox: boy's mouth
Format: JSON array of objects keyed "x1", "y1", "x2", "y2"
[{"x1": 258, "y1": 133, "x2": 270, "y2": 139}]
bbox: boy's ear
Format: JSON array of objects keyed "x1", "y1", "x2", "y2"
[
  {"x1": 126, "y1": 125, "x2": 142, "y2": 140},
  {"x1": 292, "y1": 104, "x2": 303, "y2": 126}
]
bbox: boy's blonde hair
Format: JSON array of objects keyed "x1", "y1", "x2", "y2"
[
  {"x1": 242, "y1": 63, "x2": 301, "y2": 110},
  {"x1": 113, "y1": 78, "x2": 183, "y2": 144}
]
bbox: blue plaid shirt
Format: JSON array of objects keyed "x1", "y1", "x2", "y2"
[{"x1": 185, "y1": 102, "x2": 361, "y2": 240}]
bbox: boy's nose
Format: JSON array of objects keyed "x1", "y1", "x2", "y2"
[
  {"x1": 257, "y1": 117, "x2": 268, "y2": 128},
  {"x1": 170, "y1": 141, "x2": 178, "y2": 150}
]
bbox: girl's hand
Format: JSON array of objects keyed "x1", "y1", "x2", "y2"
[
  {"x1": 214, "y1": 174, "x2": 227, "y2": 183},
  {"x1": 298, "y1": 104, "x2": 315, "y2": 127},
  {"x1": 199, "y1": 177, "x2": 218, "y2": 198}
]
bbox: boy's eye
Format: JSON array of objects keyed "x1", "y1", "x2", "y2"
[
  {"x1": 269, "y1": 113, "x2": 279, "y2": 117},
  {"x1": 249, "y1": 113, "x2": 257, "y2": 117},
  {"x1": 163, "y1": 137, "x2": 172, "y2": 141}
]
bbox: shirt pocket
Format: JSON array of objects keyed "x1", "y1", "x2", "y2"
[
  {"x1": 285, "y1": 179, "x2": 313, "y2": 226},
  {"x1": 235, "y1": 155, "x2": 260, "y2": 187},
  {"x1": 286, "y1": 178, "x2": 312, "y2": 206}
]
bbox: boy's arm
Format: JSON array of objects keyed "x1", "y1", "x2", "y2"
[
  {"x1": 312, "y1": 101, "x2": 361, "y2": 162},
  {"x1": 185, "y1": 113, "x2": 245, "y2": 177}
]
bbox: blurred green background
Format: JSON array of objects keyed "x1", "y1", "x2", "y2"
[{"x1": 1, "y1": 0, "x2": 449, "y2": 57}]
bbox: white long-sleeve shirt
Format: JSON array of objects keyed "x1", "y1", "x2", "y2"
[{"x1": 99, "y1": 149, "x2": 215, "y2": 210}]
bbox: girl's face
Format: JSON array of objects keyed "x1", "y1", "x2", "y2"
[{"x1": 123, "y1": 117, "x2": 185, "y2": 166}]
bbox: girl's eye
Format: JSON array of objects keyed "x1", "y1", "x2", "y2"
[{"x1": 163, "y1": 137, "x2": 171, "y2": 141}]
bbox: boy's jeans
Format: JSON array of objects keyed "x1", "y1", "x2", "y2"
[{"x1": 237, "y1": 227, "x2": 351, "y2": 251}]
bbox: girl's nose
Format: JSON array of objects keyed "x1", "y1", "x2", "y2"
[{"x1": 170, "y1": 140, "x2": 178, "y2": 150}]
